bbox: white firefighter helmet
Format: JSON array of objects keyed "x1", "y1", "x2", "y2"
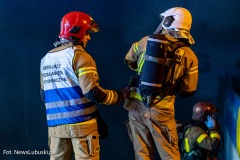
[
  {"x1": 160, "y1": 7, "x2": 192, "y2": 31},
  {"x1": 155, "y1": 7, "x2": 195, "y2": 45}
]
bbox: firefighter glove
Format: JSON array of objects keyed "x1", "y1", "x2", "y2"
[
  {"x1": 205, "y1": 115, "x2": 216, "y2": 129},
  {"x1": 121, "y1": 86, "x2": 131, "y2": 99},
  {"x1": 97, "y1": 116, "x2": 109, "y2": 139}
]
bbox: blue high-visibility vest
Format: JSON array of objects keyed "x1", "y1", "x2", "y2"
[{"x1": 40, "y1": 47, "x2": 98, "y2": 127}]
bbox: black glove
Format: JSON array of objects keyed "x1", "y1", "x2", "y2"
[
  {"x1": 97, "y1": 116, "x2": 109, "y2": 139},
  {"x1": 128, "y1": 75, "x2": 140, "y2": 88}
]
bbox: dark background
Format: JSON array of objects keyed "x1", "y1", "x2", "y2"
[{"x1": 1, "y1": 0, "x2": 240, "y2": 159}]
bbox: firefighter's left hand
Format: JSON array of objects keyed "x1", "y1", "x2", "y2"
[
  {"x1": 121, "y1": 86, "x2": 131, "y2": 99},
  {"x1": 205, "y1": 115, "x2": 216, "y2": 129},
  {"x1": 97, "y1": 116, "x2": 109, "y2": 139}
]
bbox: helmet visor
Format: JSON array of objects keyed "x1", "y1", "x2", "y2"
[
  {"x1": 87, "y1": 26, "x2": 100, "y2": 33},
  {"x1": 162, "y1": 16, "x2": 175, "y2": 28},
  {"x1": 87, "y1": 20, "x2": 100, "y2": 34}
]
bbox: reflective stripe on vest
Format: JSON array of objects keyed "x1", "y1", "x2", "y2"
[{"x1": 41, "y1": 47, "x2": 98, "y2": 126}]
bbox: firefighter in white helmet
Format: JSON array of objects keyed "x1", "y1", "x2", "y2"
[
  {"x1": 124, "y1": 7, "x2": 198, "y2": 160},
  {"x1": 40, "y1": 11, "x2": 129, "y2": 160},
  {"x1": 155, "y1": 7, "x2": 195, "y2": 45}
]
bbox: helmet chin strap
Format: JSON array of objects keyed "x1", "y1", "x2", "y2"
[
  {"x1": 53, "y1": 38, "x2": 71, "y2": 47},
  {"x1": 79, "y1": 42, "x2": 85, "y2": 48},
  {"x1": 154, "y1": 22, "x2": 163, "y2": 34}
]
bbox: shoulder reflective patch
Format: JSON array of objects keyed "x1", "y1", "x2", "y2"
[
  {"x1": 197, "y1": 133, "x2": 208, "y2": 144},
  {"x1": 210, "y1": 133, "x2": 220, "y2": 139},
  {"x1": 175, "y1": 49, "x2": 185, "y2": 63}
]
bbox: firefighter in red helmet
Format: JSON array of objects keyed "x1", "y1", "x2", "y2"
[
  {"x1": 40, "y1": 11, "x2": 129, "y2": 160},
  {"x1": 180, "y1": 101, "x2": 222, "y2": 160},
  {"x1": 56, "y1": 11, "x2": 99, "y2": 46}
]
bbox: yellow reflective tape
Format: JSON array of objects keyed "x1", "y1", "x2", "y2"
[
  {"x1": 130, "y1": 92, "x2": 142, "y2": 101},
  {"x1": 184, "y1": 138, "x2": 190, "y2": 153},
  {"x1": 138, "y1": 53, "x2": 145, "y2": 74},
  {"x1": 78, "y1": 67, "x2": 96, "y2": 72},
  {"x1": 104, "y1": 90, "x2": 114, "y2": 105},
  {"x1": 185, "y1": 128, "x2": 190, "y2": 135},
  {"x1": 189, "y1": 66, "x2": 198, "y2": 71},
  {"x1": 133, "y1": 45, "x2": 137, "y2": 52},
  {"x1": 187, "y1": 66, "x2": 198, "y2": 75},
  {"x1": 210, "y1": 133, "x2": 220, "y2": 139},
  {"x1": 78, "y1": 71, "x2": 97, "y2": 77},
  {"x1": 237, "y1": 108, "x2": 240, "y2": 156},
  {"x1": 197, "y1": 134, "x2": 208, "y2": 144},
  {"x1": 104, "y1": 90, "x2": 111, "y2": 104},
  {"x1": 133, "y1": 42, "x2": 139, "y2": 53},
  {"x1": 78, "y1": 67, "x2": 97, "y2": 76},
  {"x1": 187, "y1": 70, "x2": 198, "y2": 75},
  {"x1": 133, "y1": 68, "x2": 138, "y2": 71},
  {"x1": 68, "y1": 118, "x2": 97, "y2": 125},
  {"x1": 109, "y1": 90, "x2": 114, "y2": 104}
]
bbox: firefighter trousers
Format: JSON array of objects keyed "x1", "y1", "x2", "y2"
[
  {"x1": 48, "y1": 122, "x2": 100, "y2": 160},
  {"x1": 127, "y1": 110, "x2": 180, "y2": 160}
]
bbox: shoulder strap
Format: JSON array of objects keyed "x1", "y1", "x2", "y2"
[
  {"x1": 163, "y1": 41, "x2": 186, "y2": 85},
  {"x1": 167, "y1": 41, "x2": 186, "y2": 53}
]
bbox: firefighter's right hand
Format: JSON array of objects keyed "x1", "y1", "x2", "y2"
[{"x1": 205, "y1": 115, "x2": 216, "y2": 129}]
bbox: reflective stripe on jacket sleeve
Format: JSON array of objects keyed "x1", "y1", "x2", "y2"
[{"x1": 74, "y1": 48, "x2": 122, "y2": 105}]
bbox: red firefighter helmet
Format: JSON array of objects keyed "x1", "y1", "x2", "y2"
[
  {"x1": 192, "y1": 101, "x2": 219, "y2": 121},
  {"x1": 59, "y1": 11, "x2": 100, "y2": 44}
]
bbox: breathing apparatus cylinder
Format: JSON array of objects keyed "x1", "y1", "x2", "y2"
[{"x1": 139, "y1": 34, "x2": 168, "y2": 105}]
